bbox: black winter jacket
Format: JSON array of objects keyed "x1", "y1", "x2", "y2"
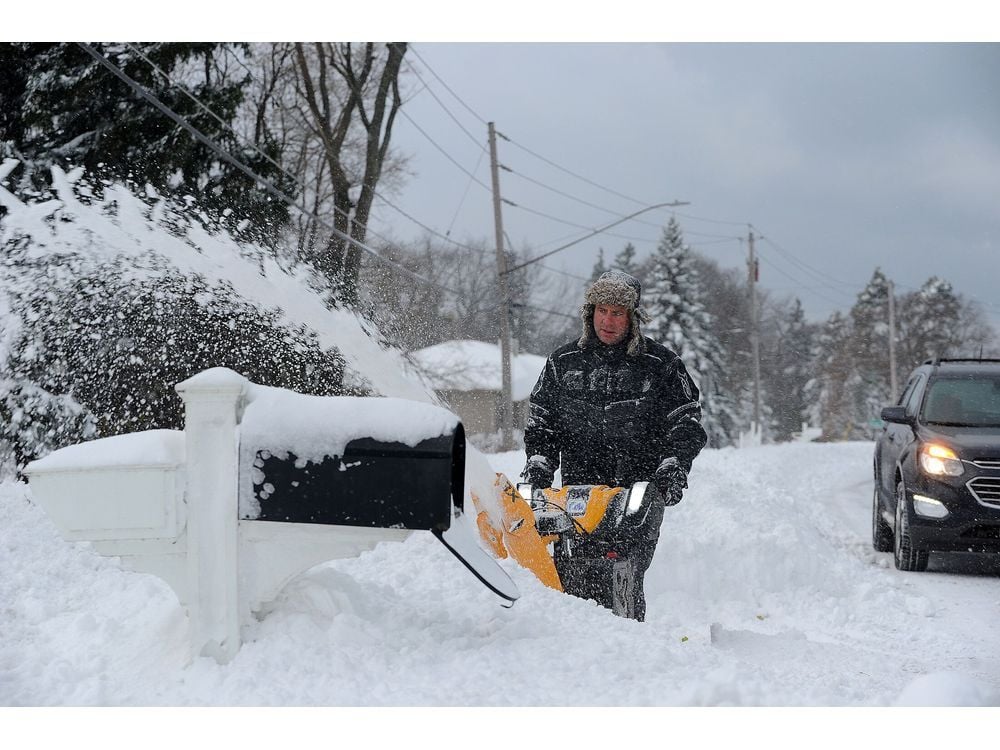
[{"x1": 524, "y1": 336, "x2": 707, "y2": 488}]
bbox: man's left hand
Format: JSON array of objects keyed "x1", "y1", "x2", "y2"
[{"x1": 653, "y1": 457, "x2": 687, "y2": 506}]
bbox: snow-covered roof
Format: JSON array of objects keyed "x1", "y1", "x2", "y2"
[{"x1": 409, "y1": 340, "x2": 546, "y2": 401}]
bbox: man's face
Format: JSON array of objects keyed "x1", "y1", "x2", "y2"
[{"x1": 593, "y1": 303, "x2": 631, "y2": 345}]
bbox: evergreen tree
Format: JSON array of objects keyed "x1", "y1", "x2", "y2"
[
  {"x1": 1, "y1": 42, "x2": 290, "y2": 242},
  {"x1": 850, "y1": 268, "x2": 892, "y2": 368},
  {"x1": 589, "y1": 247, "x2": 608, "y2": 282},
  {"x1": 765, "y1": 298, "x2": 816, "y2": 441},
  {"x1": 814, "y1": 311, "x2": 855, "y2": 440},
  {"x1": 846, "y1": 268, "x2": 893, "y2": 437},
  {"x1": 896, "y1": 277, "x2": 963, "y2": 371},
  {"x1": 0, "y1": 44, "x2": 35, "y2": 157},
  {"x1": 612, "y1": 242, "x2": 639, "y2": 277},
  {"x1": 691, "y1": 255, "x2": 754, "y2": 441},
  {"x1": 646, "y1": 218, "x2": 739, "y2": 446}
]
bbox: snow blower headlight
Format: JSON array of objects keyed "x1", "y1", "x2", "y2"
[
  {"x1": 919, "y1": 443, "x2": 964, "y2": 477},
  {"x1": 626, "y1": 481, "x2": 649, "y2": 516}
]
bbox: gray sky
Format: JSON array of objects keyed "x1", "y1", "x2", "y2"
[
  {"x1": 367, "y1": 42, "x2": 1000, "y2": 329},
  {"x1": 16, "y1": 6, "x2": 1000, "y2": 329}
]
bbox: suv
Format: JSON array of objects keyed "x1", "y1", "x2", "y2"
[{"x1": 873, "y1": 358, "x2": 1000, "y2": 570}]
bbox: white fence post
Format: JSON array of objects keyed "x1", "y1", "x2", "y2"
[{"x1": 175, "y1": 368, "x2": 247, "y2": 663}]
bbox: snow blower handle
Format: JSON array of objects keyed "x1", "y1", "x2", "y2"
[{"x1": 516, "y1": 482, "x2": 658, "y2": 539}]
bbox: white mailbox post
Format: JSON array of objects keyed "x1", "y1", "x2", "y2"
[{"x1": 174, "y1": 369, "x2": 244, "y2": 663}]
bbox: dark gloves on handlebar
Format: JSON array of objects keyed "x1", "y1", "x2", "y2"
[
  {"x1": 653, "y1": 456, "x2": 688, "y2": 506},
  {"x1": 521, "y1": 454, "x2": 555, "y2": 489}
]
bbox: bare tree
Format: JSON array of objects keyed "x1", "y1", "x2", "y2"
[
  {"x1": 359, "y1": 236, "x2": 577, "y2": 356},
  {"x1": 292, "y1": 42, "x2": 407, "y2": 306}
]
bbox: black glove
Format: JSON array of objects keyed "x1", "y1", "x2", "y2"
[
  {"x1": 521, "y1": 454, "x2": 555, "y2": 489},
  {"x1": 653, "y1": 457, "x2": 688, "y2": 506}
]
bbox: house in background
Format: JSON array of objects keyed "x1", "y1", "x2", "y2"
[{"x1": 409, "y1": 340, "x2": 546, "y2": 435}]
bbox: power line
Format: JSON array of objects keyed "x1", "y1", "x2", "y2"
[
  {"x1": 445, "y1": 149, "x2": 486, "y2": 238},
  {"x1": 123, "y1": 43, "x2": 805, "y2": 329},
  {"x1": 673, "y1": 211, "x2": 750, "y2": 228},
  {"x1": 397, "y1": 108, "x2": 493, "y2": 192},
  {"x1": 409, "y1": 45, "x2": 489, "y2": 126},
  {"x1": 408, "y1": 45, "x2": 697, "y2": 243},
  {"x1": 504, "y1": 201, "x2": 688, "y2": 275},
  {"x1": 400, "y1": 50, "x2": 764, "y2": 265},
  {"x1": 128, "y1": 42, "x2": 454, "y2": 263},
  {"x1": 501, "y1": 162, "x2": 685, "y2": 237},
  {"x1": 77, "y1": 43, "x2": 462, "y2": 299},
  {"x1": 128, "y1": 42, "x2": 507, "y2": 272},
  {"x1": 504, "y1": 199, "x2": 674, "y2": 246},
  {"x1": 755, "y1": 232, "x2": 858, "y2": 291},
  {"x1": 390, "y1": 96, "x2": 660, "y2": 271},
  {"x1": 754, "y1": 249, "x2": 856, "y2": 308},
  {"x1": 401, "y1": 57, "x2": 486, "y2": 153},
  {"x1": 93, "y1": 44, "x2": 595, "y2": 307},
  {"x1": 500, "y1": 130, "x2": 650, "y2": 208},
  {"x1": 401, "y1": 48, "x2": 786, "y2": 264},
  {"x1": 512, "y1": 300, "x2": 578, "y2": 321}
]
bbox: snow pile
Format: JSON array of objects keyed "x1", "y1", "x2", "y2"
[
  {"x1": 3, "y1": 440, "x2": 999, "y2": 707},
  {"x1": 409, "y1": 339, "x2": 546, "y2": 401},
  {"x1": 894, "y1": 672, "x2": 998, "y2": 706}
]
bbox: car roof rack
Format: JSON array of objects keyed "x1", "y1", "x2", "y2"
[{"x1": 923, "y1": 357, "x2": 1000, "y2": 366}]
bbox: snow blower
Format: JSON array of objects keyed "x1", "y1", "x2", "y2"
[{"x1": 472, "y1": 474, "x2": 661, "y2": 618}]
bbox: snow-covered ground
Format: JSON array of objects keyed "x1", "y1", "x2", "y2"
[
  {"x1": 3, "y1": 440, "x2": 999, "y2": 713},
  {"x1": 3, "y1": 175, "x2": 998, "y2": 741}
]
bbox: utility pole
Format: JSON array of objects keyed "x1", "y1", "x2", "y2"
[
  {"x1": 748, "y1": 230, "x2": 761, "y2": 437},
  {"x1": 488, "y1": 122, "x2": 515, "y2": 450},
  {"x1": 888, "y1": 279, "x2": 898, "y2": 402}
]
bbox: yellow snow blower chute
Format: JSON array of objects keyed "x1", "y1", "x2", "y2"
[{"x1": 471, "y1": 473, "x2": 660, "y2": 618}]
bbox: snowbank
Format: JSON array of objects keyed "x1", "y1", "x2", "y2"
[{"x1": 4, "y1": 441, "x2": 999, "y2": 708}]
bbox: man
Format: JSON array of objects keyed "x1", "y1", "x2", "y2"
[{"x1": 521, "y1": 270, "x2": 707, "y2": 620}]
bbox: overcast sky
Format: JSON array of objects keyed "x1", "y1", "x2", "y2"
[
  {"x1": 367, "y1": 41, "x2": 1000, "y2": 329},
  {"x1": 12, "y1": 5, "x2": 1000, "y2": 330}
]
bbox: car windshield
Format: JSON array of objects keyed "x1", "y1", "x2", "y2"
[{"x1": 921, "y1": 374, "x2": 1000, "y2": 427}]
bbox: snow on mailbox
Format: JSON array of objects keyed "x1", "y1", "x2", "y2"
[{"x1": 25, "y1": 368, "x2": 518, "y2": 664}]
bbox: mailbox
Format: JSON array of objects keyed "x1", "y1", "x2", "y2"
[{"x1": 244, "y1": 426, "x2": 465, "y2": 531}]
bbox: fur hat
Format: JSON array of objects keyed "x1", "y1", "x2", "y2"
[{"x1": 578, "y1": 270, "x2": 649, "y2": 356}]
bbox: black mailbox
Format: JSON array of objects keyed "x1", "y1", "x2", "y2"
[{"x1": 244, "y1": 424, "x2": 465, "y2": 532}]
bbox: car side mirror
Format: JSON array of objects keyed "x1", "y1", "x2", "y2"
[{"x1": 880, "y1": 405, "x2": 912, "y2": 425}]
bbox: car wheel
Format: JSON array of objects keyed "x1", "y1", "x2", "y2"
[
  {"x1": 872, "y1": 482, "x2": 893, "y2": 552},
  {"x1": 893, "y1": 480, "x2": 929, "y2": 572}
]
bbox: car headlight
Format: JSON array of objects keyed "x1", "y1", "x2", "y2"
[{"x1": 919, "y1": 443, "x2": 964, "y2": 477}]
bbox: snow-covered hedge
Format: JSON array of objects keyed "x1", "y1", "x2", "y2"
[{"x1": 0, "y1": 162, "x2": 432, "y2": 474}]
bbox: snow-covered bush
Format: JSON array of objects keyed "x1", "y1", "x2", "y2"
[{"x1": 0, "y1": 163, "x2": 421, "y2": 474}]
